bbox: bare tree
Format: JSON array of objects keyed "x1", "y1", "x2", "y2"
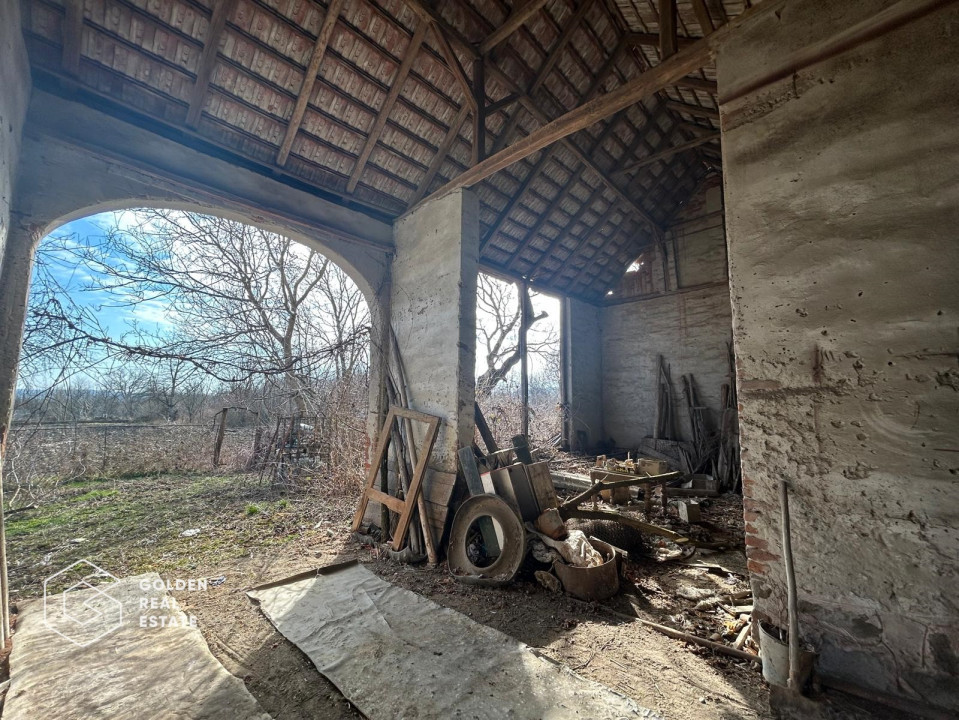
[{"x1": 475, "y1": 273, "x2": 553, "y2": 397}]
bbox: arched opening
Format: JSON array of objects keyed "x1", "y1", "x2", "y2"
[{"x1": 5, "y1": 205, "x2": 375, "y2": 619}]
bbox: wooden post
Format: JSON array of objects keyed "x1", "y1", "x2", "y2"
[
  {"x1": 471, "y1": 57, "x2": 486, "y2": 165},
  {"x1": 781, "y1": 479, "x2": 802, "y2": 692},
  {"x1": 519, "y1": 279, "x2": 530, "y2": 439},
  {"x1": 458, "y1": 446, "x2": 500, "y2": 555},
  {"x1": 212, "y1": 407, "x2": 229, "y2": 466},
  {"x1": 474, "y1": 401, "x2": 498, "y2": 453}
]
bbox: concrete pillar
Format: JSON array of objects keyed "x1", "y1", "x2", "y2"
[
  {"x1": 563, "y1": 296, "x2": 603, "y2": 451},
  {"x1": 720, "y1": 1, "x2": 959, "y2": 711},
  {"x1": 390, "y1": 189, "x2": 479, "y2": 542}
]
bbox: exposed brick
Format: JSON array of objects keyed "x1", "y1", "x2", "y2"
[
  {"x1": 745, "y1": 522, "x2": 760, "y2": 535},
  {"x1": 747, "y1": 559, "x2": 768, "y2": 575},
  {"x1": 744, "y1": 510, "x2": 760, "y2": 522},
  {"x1": 745, "y1": 535, "x2": 768, "y2": 550},
  {"x1": 746, "y1": 548, "x2": 780, "y2": 563}
]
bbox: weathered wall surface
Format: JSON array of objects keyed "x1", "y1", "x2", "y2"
[
  {"x1": 564, "y1": 296, "x2": 604, "y2": 450},
  {"x1": 720, "y1": 0, "x2": 959, "y2": 710},
  {"x1": 601, "y1": 181, "x2": 733, "y2": 448},
  {"x1": 0, "y1": 0, "x2": 30, "y2": 259},
  {"x1": 391, "y1": 190, "x2": 478, "y2": 537}
]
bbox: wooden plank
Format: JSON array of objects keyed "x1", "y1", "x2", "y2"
[
  {"x1": 365, "y1": 488, "x2": 406, "y2": 514},
  {"x1": 390, "y1": 408, "x2": 441, "y2": 551},
  {"x1": 615, "y1": 132, "x2": 720, "y2": 176},
  {"x1": 458, "y1": 446, "x2": 484, "y2": 495},
  {"x1": 626, "y1": 32, "x2": 694, "y2": 49},
  {"x1": 478, "y1": 0, "x2": 552, "y2": 55},
  {"x1": 408, "y1": 104, "x2": 470, "y2": 206},
  {"x1": 185, "y1": 0, "x2": 238, "y2": 128},
  {"x1": 61, "y1": 0, "x2": 84, "y2": 76},
  {"x1": 346, "y1": 20, "x2": 428, "y2": 193},
  {"x1": 474, "y1": 401, "x2": 498, "y2": 453},
  {"x1": 660, "y1": 0, "x2": 678, "y2": 58},
  {"x1": 351, "y1": 406, "x2": 397, "y2": 531},
  {"x1": 665, "y1": 100, "x2": 719, "y2": 120},
  {"x1": 276, "y1": 0, "x2": 345, "y2": 166},
  {"x1": 526, "y1": 461, "x2": 559, "y2": 512}
]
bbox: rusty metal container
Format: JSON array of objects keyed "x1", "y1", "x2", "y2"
[{"x1": 552, "y1": 538, "x2": 620, "y2": 602}]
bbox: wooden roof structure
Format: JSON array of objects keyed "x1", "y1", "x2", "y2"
[{"x1": 21, "y1": 0, "x2": 747, "y2": 301}]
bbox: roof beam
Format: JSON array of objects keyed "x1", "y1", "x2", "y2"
[
  {"x1": 408, "y1": 104, "x2": 471, "y2": 206},
  {"x1": 61, "y1": 0, "x2": 84, "y2": 76},
  {"x1": 691, "y1": 0, "x2": 716, "y2": 35},
  {"x1": 660, "y1": 0, "x2": 678, "y2": 58},
  {"x1": 276, "y1": 0, "x2": 345, "y2": 167},
  {"x1": 415, "y1": 35, "x2": 714, "y2": 208},
  {"x1": 431, "y1": 21, "x2": 475, "y2": 110},
  {"x1": 674, "y1": 76, "x2": 717, "y2": 93},
  {"x1": 186, "y1": 0, "x2": 238, "y2": 128},
  {"x1": 614, "y1": 132, "x2": 720, "y2": 177},
  {"x1": 347, "y1": 20, "x2": 428, "y2": 194},
  {"x1": 566, "y1": 222, "x2": 634, "y2": 290},
  {"x1": 665, "y1": 100, "x2": 719, "y2": 120},
  {"x1": 626, "y1": 32, "x2": 694, "y2": 49},
  {"x1": 479, "y1": 0, "x2": 553, "y2": 55},
  {"x1": 529, "y1": 0, "x2": 595, "y2": 96}
]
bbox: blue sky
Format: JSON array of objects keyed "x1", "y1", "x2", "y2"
[{"x1": 39, "y1": 213, "x2": 175, "y2": 337}]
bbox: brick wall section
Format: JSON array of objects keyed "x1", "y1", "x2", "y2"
[{"x1": 600, "y1": 179, "x2": 733, "y2": 448}]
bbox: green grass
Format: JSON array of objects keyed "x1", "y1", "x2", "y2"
[{"x1": 6, "y1": 472, "x2": 331, "y2": 602}]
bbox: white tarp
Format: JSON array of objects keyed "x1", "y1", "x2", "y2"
[
  {"x1": 248, "y1": 561, "x2": 661, "y2": 719},
  {"x1": 6, "y1": 572, "x2": 270, "y2": 720}
]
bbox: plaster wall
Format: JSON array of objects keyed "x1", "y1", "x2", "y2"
[
  {"x1": 391, "y1": 190, "x2": 479, "y2": 538},
  {"x1": 719, "y1": 0, "x2": 959, "y2": 708},
  {"x1": 0, "y1": 0, "x2": 30, "y2": 259},
  {"x1": 564, "y1": 296, "x2": 604, "y2": 451},
  {"x1": 601, "y1": 182, "x2": 733, "y2": 448}
]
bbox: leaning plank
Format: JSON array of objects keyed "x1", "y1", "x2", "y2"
[{"x1": 351, "y1": 406, "x2": 441, "y2": 551}]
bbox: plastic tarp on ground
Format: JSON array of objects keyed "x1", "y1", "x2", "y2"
[
  {"x1": 247, "y1": 561, "x2": 662, "y2": 719},
  {"x1": 6, "y1": 572, "x2": 270, "y2": 720}
]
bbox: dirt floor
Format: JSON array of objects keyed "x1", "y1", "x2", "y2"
[{"x1": 4, "y1": 469, "x2": 777, "y2": 719}]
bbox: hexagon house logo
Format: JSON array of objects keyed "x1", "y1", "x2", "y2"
[{"x1": 43, "y1": 560, "x2": 123, "y2": 647}]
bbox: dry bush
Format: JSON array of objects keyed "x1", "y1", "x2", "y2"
[{"x1": 478, "y1": 383, "x2": 562, "y2": 452}]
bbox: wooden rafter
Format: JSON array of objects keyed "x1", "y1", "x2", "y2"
[
  {"x1": 415, "y1": 36, "x2": 713, "y2": 210},
  {"x1": 660, "y1": 0, "x2": 678, "y2": 58},
  {"x1": 492, "y1": 1, "x2": 604, "y2": 155},
  {"x1": 430, "y1": 21, "x2": 475, "y2": 110},
  {"x1": 613, "y1": 132, "x2": 720, "y2": 177},
  {"x1": 479, "y1": 0, "x2": 553, "y2": 55},
  {"x1": 480, "y1": 148, "x2": 555, "y2": 253},
  {"x1": 405, "y1": 4, "x2": 660, "y2": 235},
  {"x1": 567, "y1": 221, "x2": 634, "y2": 290},
  {"x1": 347, "y1": 20, "x2": 428, "y2": 194},
  {"x1": 538, "y1": 188, "x2": 618, "y2": 283},
  {"x1": 61, "y1": 0, "x2": 84, "y2": 76},
  {"x1": 665, "y1": 100, "x2": 719, "y2": 120},
  {"x1": 408, "y1": 104, "x2": 471, "y2": 206},
  {"x1": 276, "y1": 0, "x2": 345, "y2": 167},
  {"x1": 186, "y1": 0, "x2": 238, "y2": 128},
  {"x1": 674, "y1": 76, "x2": 717, "y2": 92},
  {"x1": 692, "y1": 0, "x2": 716, "y2": 35},
  {"x1": 501, "y1": 108, "x2": 628, "y2": 268},
  {"x1": 472, "y1": 57, "x2": 486, "y2": 164},
  {"x1": 627, "y1": 32, "x2": 693, "y2": 49}
]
